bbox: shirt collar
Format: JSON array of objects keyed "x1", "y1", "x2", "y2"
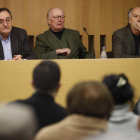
[
  {"x1": 0, "y1": 33, "x2": 11, "y2": 43},
  {"x1": 132, "y1": 32, "x2": 140, "y2": 40}
]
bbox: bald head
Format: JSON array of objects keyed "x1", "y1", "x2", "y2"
[
  {"x1": 47, "y1": 7, "x2": 65, "y2": 32},
  {"x1": 47, "y1": 7, "x2": 64, "y2": 19}
]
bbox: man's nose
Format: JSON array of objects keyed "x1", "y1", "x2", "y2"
[{"x1": 3, "y1": 21, "x2": 8, "y2": 26}]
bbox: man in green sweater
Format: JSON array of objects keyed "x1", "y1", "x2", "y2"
[{"x1": 34, "y1": 7, "x2": 92, "y2": 59}]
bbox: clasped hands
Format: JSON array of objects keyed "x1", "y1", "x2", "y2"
[
  {"x1": 12, "y1": 55, "x2": 22, "y2": 60},
  {"x1": 56, "y1": 48, "x2": 71, "y2": 56}
]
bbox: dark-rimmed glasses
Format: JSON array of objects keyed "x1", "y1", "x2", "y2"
[
  {"x1": 0, "y1": 18, "x2": 12, "y2": 25},
  {"x1": 52, "y1": 15, "x2": 65, "y2": 20}
]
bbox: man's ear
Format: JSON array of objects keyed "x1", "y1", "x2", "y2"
[
  {"x1": 129, "y1": 18, "x2": 131, "y2": 24},
  {"x1": 31, "y1": 80, "x2": 34, "y2": 88},
  {"x1": 47, "y1": 18, "x2": 50, "y2": 25},
  {"x1": 56, "y1": 83, "x2": 61, "y2": 93}
]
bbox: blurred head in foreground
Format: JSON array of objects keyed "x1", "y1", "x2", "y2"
[
  {"x1": 0, "y1": 103, "x2": 37, "y2": 140},
  {"x1": 67, "y1": 81, "x2": 114, "y2": 119},
  {"x1": 32, "y1": 61, "x2": 61, "y2": 96},
  {"x1": 102, "y1": 74, "x2": 134, "y2": 105}
]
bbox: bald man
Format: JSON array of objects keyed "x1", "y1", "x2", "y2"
[
  {"x1": 34, "y1": 7, "x2": 92, "y2": 59},
  {"x1": 113, "y1": 7, "x2": 140, "y2": 58}
]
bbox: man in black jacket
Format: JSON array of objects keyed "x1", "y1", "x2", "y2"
[
  {"x1": 0, "y1": 7, "x2": 36, "y2": 60},
  {"x1": 12, "y1": 61, "x2": 67, "y2": 130}
]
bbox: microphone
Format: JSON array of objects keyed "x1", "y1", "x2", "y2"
[
  {"x1": 83, "y1": 27, "x2": 95, "y2": 58},
  {"x1": 83, "y1": 27, "x2": 89, "y2": 36},
  {"x1": 12, "y1": 30, "x2": 24, "y2": 59}
]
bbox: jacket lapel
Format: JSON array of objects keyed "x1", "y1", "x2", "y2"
[
  {"x1": 126, "y1": 26, "x2": 135, "y2": 54},
  {"x1": 0, "y1": 41, "x2": 4, "y2": 59},
  {"x1": 45, "y1": 29, "x2": 61, "y2": 50},
  {"x1": 10, "y1": 28, "x2": 19, "y2": 57},
  {"x1": 64, "y1": 29, "x2": 77, "y2": 58}
]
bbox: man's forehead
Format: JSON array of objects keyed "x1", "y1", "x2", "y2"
[
  {"x1": 50, "y1": 8, "x2": 64, "y2": 15},
  {"x1": 0, "y1": 11, "x2": 11, "y2": 18},
  {"x1": 132, "y1": 7, "x2": 140, "y2": 15}
]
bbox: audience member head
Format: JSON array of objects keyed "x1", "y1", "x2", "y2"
[
  {"x1": 33, "y1": 61, "x2": 61, "y2": 94},
  {"x1": 102, "y1": 74, "x2": 134, "y2": 105},
  {"x1": 67, "y1": 81, "x2": 114, "y2": 119},
  {"x1": 0, "y1": 103, "x2": 37, "y2": 140},
  {"x1": 0, "y1": 7, "x2": 12, "y2": 38},
  {"x1": 47, "y1": 7, "x2": 65, "y2": 32}
]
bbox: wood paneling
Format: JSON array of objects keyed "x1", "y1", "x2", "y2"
[
  {"x1": 0, "y1": 0, "x2": 140, "y2": 57},
  {"x1": 94, "y1": 0, "x2": 100, "y2": 58}
]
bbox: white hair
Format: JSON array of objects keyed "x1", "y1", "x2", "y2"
[{"x1": 0, "y1": 103, "x2": 38, "y2": 140}]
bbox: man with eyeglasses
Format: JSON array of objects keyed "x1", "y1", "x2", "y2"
[
  {"x1": 0, "y1": 7, "x2": 36, "y2": 60},
  {"x1": 34, "y1": 7, "x2": 92, "y2": 59}
]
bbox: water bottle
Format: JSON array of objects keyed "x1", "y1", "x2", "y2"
[{"x1": 100, "y1": 46, "x2": 107, "y2": 59}]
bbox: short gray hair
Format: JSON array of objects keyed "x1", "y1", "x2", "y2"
[
  {"x1": 0, "y1": 103, "x2": 38, "y2": 140},
  {"x1": 127, "y1": 8, "x2": 133, "y2": 25}
]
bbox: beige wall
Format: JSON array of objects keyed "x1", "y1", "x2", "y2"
[{"x1": 0, "y1": 0, "x2": 140, "y2": 58}]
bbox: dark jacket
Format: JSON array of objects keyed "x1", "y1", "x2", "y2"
[
  {"x1": 13, "y1": 92, "x2": 67, "y2": 130},
  {"x1": 112, "y1": 25, "x2": 140, "y2": 58},
  {"x1": 0, "y1": 26, "x2": 36, "y2": 59}
]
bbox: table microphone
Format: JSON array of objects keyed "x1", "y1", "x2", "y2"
[
  {"x1": 83, "y1": 27, "x2": 95, "y2": 58},
  {"x1": 83, "y1": 27, "x2": 89, "y2": 36}
]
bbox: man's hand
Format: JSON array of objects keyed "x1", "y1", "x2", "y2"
[
  {"x1": 56, "y1": 48, "x2": 71, "y2": 56},
  {"x1": 12, "y1": 55, "x2": 22, "y2": 60},
  {"x1": 136, "y1": 23, "x2": 140, "y2": 32}
]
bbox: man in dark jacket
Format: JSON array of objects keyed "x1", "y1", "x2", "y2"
[
  {"x1": 12, "y1": 61, "x2": 67, "y2": 130},
  {"x1": 0, "y1": 7, "x2": 36, "y2": 60},
  {"x1": 113, "y1": 7, "x2": 140, "y2": 58}
]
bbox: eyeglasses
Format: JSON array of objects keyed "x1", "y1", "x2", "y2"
[
  {"x1": 0, "y1": 18, "x2": 12, "y2": 25},
  {"x1": 52, "y1": 15, "x2": 65, "y2": 20}
]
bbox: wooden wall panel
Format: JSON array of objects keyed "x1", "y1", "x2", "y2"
[
  {"x1": 89, "y1": 0, "x2": 94, "y2": 35},
  {"x1": 3, "y1": 0, "x2": 10, "y2": 9},
  {"x1": 136, "y1": 0, "x2": 140, "y2": 6},
  {"x1": 82, "y1": 0, "x2": 89, "y2": 50},
  {"x1": 0, "y1": 0, "x2": 3, "y2": 6},
  {"x1": 10, "y1": 0, "x2": 16, "y2": 26},
  {"x1": 40, "y1": 0, "x2": 52, "y2": 33},
  {"x1": 70, "y1": 0, "x2": 77, "y2": 30},
  {"x1": 94, "y1": 0, "x2": 100, "y2": 58},
  {"x1": 34, "y1": 0, "x2": 41, "y2": 36},
  {"x1": 112, "y1": 0, "x2": 118, "y2": 33},
  {"x1": 76, "y1": 0, "x2": 82, "y2": 34},
  {"x1": 22, "y1": 0, "x2": 28, "y2": 32},
  {"x1": 0, "y1": 0, "x2": 140, "y2": 57},
  {"x1": 15, "y1": 0, "x2": 23, "y2": 28},
  {"x1": 28, "y1": 0, "x2": 35, "y2": 35},
  {"x1": 118, "y1": 0, "x2": 124, "y2": 29},
  {"x1": 100, "y1": 0, "x2": 107, "y2": 35},
  {"x1": 106, "y1": 0, "x2": 112, "y2": 52},
  {"x1": 65, "y1": 0, "x2": 71, "y2": 29}
]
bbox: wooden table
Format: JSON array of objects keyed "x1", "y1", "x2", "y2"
[{"x1": 0, "y1": 59, "x2": 140, "y2": 107}]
